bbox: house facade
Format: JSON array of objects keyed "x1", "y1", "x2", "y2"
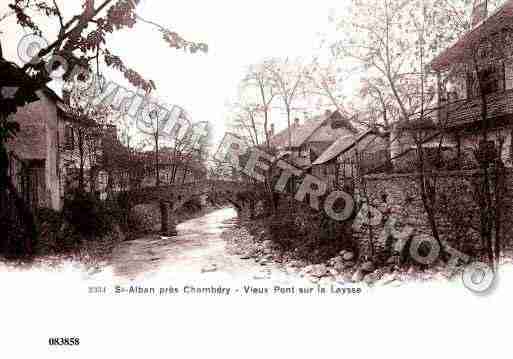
[
  {"x1": 270, "y1": 110, "x2": 356, "y2": 159},
  {"x1": 267, "y1": 110, "x2": 358, "y2": 192},
  {"x1": 6, "y1": 88, "x2": 66, "y2": 211},
  {"x1": 4, "y1": 85, "x2": 100, "y2": 211},
  {"x1": 311, "y1": 129, "x2": 390, "y2": 192},
  {"x1": 427, "y1": 0, "x2": 513, "y2": 169}
]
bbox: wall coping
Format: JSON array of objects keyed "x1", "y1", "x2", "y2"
[{"x1": 364, "y1": 168, "x2": 513, "y2": 181}]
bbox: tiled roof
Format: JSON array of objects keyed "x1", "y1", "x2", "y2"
[
  {"x1": 268, "y1": 110, "x2": 356, "y2": 149},
  {"x1": 431, "y1": 0, "x2": 513, "y2": 71},
  {"x1": 308, "y1": 120, "x2": 354, "y2": 143},
  {"x1": 268, "y1": 117, "x2": 322, "y2": 149},
  {"x1": 312, "y1": 130, "x2": 374, "y2": 165},
  {"x1": 396, "y1": 117, "x2": 438, "y2": 131}
]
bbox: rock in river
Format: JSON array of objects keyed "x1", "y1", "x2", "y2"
[
  {"x1": 361, "y1": 261, "x2": 375, "y2": 273},
  {"x1": 343, "y1": 261, "x2": 356, "y2": 269},
  {"x1": 201, "y1": 264, "x2": 218, "y2": 273},
  {"x1": 310, "y1": 264, "x2": 328, "y2": 278},
  {"x1": 342, "y1": 251, "x2": 355, "y2": 261},
  {"x1": 351, "y1": 269, "x2": 365, "y2": 283}
]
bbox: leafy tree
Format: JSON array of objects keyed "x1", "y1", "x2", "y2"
[{"x1": 1, "y1": 0, "x2": 208, "y2": 254}]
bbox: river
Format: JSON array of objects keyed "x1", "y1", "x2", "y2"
[{"x1": 102, "y1": 207, "x2": 311, "y2": 287}]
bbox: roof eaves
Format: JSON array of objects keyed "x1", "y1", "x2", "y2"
[
  {"x1": 312, "y1": 130, "x2": 373, "y2": 166},
  {"x1": 431, "y1": 0, "x2": 513, "y2": 71}
]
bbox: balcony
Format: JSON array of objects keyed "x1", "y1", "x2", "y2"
[{"x1": 438, "y1": 89, "x2": 513, "y2": 129}]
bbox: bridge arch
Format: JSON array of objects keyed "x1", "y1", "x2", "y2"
[{"x1": 117, "y1": 180, "x2": 263, "y2": 235}]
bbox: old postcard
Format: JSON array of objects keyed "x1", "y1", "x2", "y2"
[{"x1": 1, "y1": 0, "x2": 511, "y2": 357}]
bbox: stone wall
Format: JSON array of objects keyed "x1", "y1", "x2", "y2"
[
  {"x1": 354, "y1": 169, "x2": 513, "y2": 260},
  {"x1": 131, "y1": 203, "x2": 162, "y2": 233}
]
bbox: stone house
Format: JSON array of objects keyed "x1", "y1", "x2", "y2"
[
  {"x1": 364, "y1": 1, "x2": 513, "y2": 174},
  {"x1": 311, "y1": 128, "x2": 390, "y2": 192},
  {"x1": 348, "y1": 1, "x2": 513, "y2": 258},
  {"x1": 268, "y1": 110, "x2": 358, "y2": 191},
  {"x1": 269, "y1": 110, "x2": 358, "y2": 166},
  {"x1": 388, "y1": 118, "x2": 460, "y2": 172},
  {"x1": 425, "y1": 0, "x2": 513, "y2": 168},
  {"x1": 6, "y1": 87, "x2": 69, "y2": 211},
  {"x1": 5, "y1": 82, "x2": 102, "y2": 212}
]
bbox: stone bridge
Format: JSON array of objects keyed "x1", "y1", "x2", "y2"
[
  {"x1": 120, "y1": 180, "x2": 261, "y2": 210},
  {"x1": 117, "y1": 179, "x2": 264, "y2": 235}
]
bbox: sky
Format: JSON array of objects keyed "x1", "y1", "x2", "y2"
[{"x1": 0, "y1": 0, "x2": 342, "y2": 144}]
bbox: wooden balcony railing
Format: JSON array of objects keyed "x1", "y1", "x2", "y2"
[{"x1": 439, "y1": 89, "x2": 513, "y2": 127}]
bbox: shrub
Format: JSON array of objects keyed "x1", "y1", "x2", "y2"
[
  {"x1": 128, "y1": 203, "x2": 160, "y2": 235},
  {"x1": 35, "y1": 207, "x2": 63, "y2": 254},
  {"x1": 62, "y1": 190, "x2": 121, "y2": 238},
  {"x1": 265, "y1": 201, "x2": 355, "y2": 263},
  {"x1": 182, "y1": 197, "x2": 203, "y2": 213}
]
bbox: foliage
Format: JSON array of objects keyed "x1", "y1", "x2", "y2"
[
  {"x1": 9, "y1": 0, "x2": 208, "y2": 91},
  {"x1": 263, "y1": 196, "x2": 355, "y2": 263},
  {"x1": 62, "y1": 190, "x2": 122, "y2": 238}
]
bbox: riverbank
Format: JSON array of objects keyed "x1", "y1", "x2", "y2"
[
  {"x1": 222, "y1": 217, "x2": 467, "y2": 287},
  {"x1": 1, "y1": 204, "x2": 224, "y2": 270}
]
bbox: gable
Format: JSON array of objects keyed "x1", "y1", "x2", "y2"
[
  {"x1": 431, "y1": 0, "x2": 513, "y2": 71},
  {"x1": 268, "y1": 110, "x2": 356, "y2": 149},
  {"x1": 6, "y1": 97, "x2": 52, "y2": 160}
]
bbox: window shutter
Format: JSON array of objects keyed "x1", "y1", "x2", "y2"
[
  {"x1": 467, "y1": 71, "x2": 478, "y2": 98},
  {"x1": 494, "y1": 62, "x2": 505, "y2": 92},
  {"x1": 453, "y1": 73, "x2": 467, "y2": 100},
  {"x1": 64, "y1": 125, "x2": 74, "y2": 150},
  {"x1": 461, "y1": 73, "x2": 467, "y2": 99},
  {"x1": 505, "y1": 58, "x2": 513, "y2": 90}
]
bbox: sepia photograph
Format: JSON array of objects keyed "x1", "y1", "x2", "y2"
[{"x1": 1, "y1": 0, "x2": 511, "y2": 357}]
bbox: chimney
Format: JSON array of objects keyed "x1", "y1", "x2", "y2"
[
  {"x1": 294, "y1": 118, "x2": 300, "y2": 126},
  {"x1": 471, "y1": 0, "x2": 488, "y2": 28}
]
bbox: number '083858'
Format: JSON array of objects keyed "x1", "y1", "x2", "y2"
[{"x1": 48, "y1": 337, "x2": 80, "y2": 346}]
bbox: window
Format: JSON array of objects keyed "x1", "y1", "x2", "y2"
[
  {"x1": 467, "y1": 64, "x2": 505, "y2": 98},
  {"x1": 480, "y1": 67, "x2": 500, "y2": 94},
  {"x1": 476, "y1": 140, "x2": 498, "y2": 163},
  {"x1": 64, "y1": 125, "x2": 74, "y2": 150}
]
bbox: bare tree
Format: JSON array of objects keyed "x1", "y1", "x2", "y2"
[
  {"x1": 241, "y1": 62, "x2": 277, "y2": 146},
  {"x1": 265, "y1": 58, "x2": 305, "y2": 149},
  {"x1": 328, "y1": 0, "x2": 474, "y2": 258},
  {"x1": 329, "y1": 0, "x2": 511, "y2": 266},
  {"x1": 434, "y1": 0, "x2": 513, "y2": 266}
]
